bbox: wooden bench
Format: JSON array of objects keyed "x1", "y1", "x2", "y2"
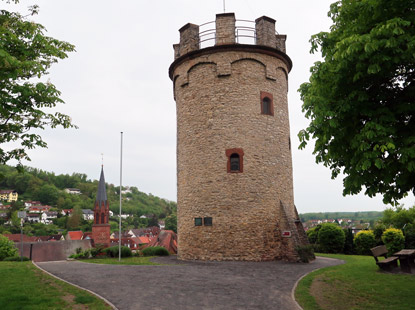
[{"x1": 370, "y1": 245, "x2": 398, "y2": 271}]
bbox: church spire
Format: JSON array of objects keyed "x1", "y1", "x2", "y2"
[{"x1": 96, "y1": 166, "x2": 107, "y2": 205}]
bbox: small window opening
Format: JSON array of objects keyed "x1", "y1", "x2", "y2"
[
  {"x1": 101, "y1": 213, "x2": 105, "y2": 224},
  {"x1": 195, "y1": 218, "x2": 202, "y2": 226},
  {"x1": 262, "y1": 97, "x2": 271, "y2": 115},
  {"x1": 230, "y1": 153, "x2": 240, "y2": 172},
  {"x1": 204, "y1": 217, "x2": 212, "y2": 226}
]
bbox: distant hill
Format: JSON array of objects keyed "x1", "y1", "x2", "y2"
[
  {"x1": 0, "y1": 165, "x2": 176, "y2": 218},
  {"x1": 299, "y1": 211, "x2": 383, "y2": 222}
]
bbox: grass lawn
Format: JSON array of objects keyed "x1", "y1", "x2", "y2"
[
  {"x1": 295, "y1": 254, "x2": 415, "y2": 310},
  {"x1": 78, "y1": 256, "x2": 159, "y2": 265},
  {"x1": 0, "y1": 261, "x2": 110, "y2": 310}
]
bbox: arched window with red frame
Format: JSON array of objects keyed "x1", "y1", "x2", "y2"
[{"x1": 226, "y1": 148, "x2": 244, "y2": 173}]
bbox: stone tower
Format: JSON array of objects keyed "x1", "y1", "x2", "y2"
[
  {"x1": 92, "y1": 166, "x2": 111, "y2": 246},
  {"x1": 169, "y1": 13, "x2": 308, "y2": 261}
]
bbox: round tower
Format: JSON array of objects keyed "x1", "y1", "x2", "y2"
[{"x1": 169, "y1": 13, "x2": 308, "y2": 261}]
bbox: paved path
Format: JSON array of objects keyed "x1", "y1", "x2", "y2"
[{"x1": 37, "y1": 256, "x2": 342, "y2": 310}]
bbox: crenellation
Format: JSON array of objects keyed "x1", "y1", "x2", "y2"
[
  {"x1": 255, "y1": 16, "x2": 277, "y2": 48},
  {"x1": 215, "y1": 13, "x2": 236, "y2": 45}
]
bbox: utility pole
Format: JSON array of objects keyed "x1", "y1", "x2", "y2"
[{"x1": 118, "y1": 132, "x2": 123, "y2": 262}]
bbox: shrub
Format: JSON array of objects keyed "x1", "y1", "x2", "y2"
[
  {"x1": 3, "y1": 256, "x2": 29, "y2": 261},
  {"x1": 373, "y1": 224, "x2": 386, "y2": 245},
  {"x1": 0, "y1": 234, "x2": 18, "y2": 261},
  {"x1": 317, "y1": 223, "x2": 345, "y2": 253},
  {"x1": 90, "y1": 245, "x2": 105, "y2": 258},
  {"x1": 382, "y1": 228, "x2": 405, "y2": 255},
  {"x1": 306, "y1": 225, "x2": 321, "y2": 244},
  {"x1": 141, "y1": 246, "x2": 169, "y2": 256},
  {"x1": 103, "y1": 246, "x2": 132, "y2": 258},
  {"x1": 354, "y1": 230, "x2": 376, "y2": 255},
  {"x1": 295, "y1": 245, "x2": 315, "y2": 263},
  {"x1": 343, "y1": 228, "x2": 354, "y2": 254},
  {"x1": 403, "y1": 224, "x2": 415, "y2": 249}
]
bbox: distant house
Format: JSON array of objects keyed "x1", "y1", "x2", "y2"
[
  {"x1": 29, "y1": 205, "x2": 52, "y2": 213},
  {"x1": 158, "y1": 220, "x2": 165, "y2": 230},
  {"x1": 82, "y1": 209, "x2": 94, "y2": 220},
  {"x1": 144, "y1": 230, "x2": 177, "y2": 254},
  {"x1": 0, "y1": 212, "x2": 8, "y2": 220},
  {"x1": 41, "y1": 211, "x2": 58, "y2": 224},
  {"x1": 24, "y1": 201, "x2": 41, "y2": 209},
  {"x1": 128, "y1": 226, "x2": 160, "y2": 238},
  {"x1": 64, "y1": 188, "x2": 81, "y2": 195},
  {"x1": 109, "y1": 210, "x2": 114, "y2": 217},
  {"x1": 4, "y1": 234, "x2": 39, "y2": 243},
  {"x1": 48, "y1": 234, "x2": 64, "y2": 241},
  {"x1": 61, "y1": 209, "x2": 73, "y2": 216},
  {"x1": 66, "y1": 231, "x2": 84, "y2": 240},
  {"x1": 0, "y1": 190, "x2": 18, "y2": 202},
  {"x1": 27, "y1": 213, "x2": 41, "y2": 223},
  {"x1": 139, "y1": 215, "x2": 147, "y2": 219},
  {"x1": 0, "y1": 204, "x2": 11, "y2": 210}
]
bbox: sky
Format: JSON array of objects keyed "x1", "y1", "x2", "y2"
[{"x1": 2, "y1": 0, "x2": 413, "y2": 213}]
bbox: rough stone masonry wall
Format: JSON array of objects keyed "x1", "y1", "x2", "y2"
[{"x1": 173, "y1": 48, "x2": 300, "y2": 261}]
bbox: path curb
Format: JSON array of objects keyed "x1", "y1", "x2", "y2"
[
  {"x1": 291, "y1": 257, "x2": 345, "y2": 310},
  {"x1": 33, "y1": 261, "x2": 119, "y2": 310}
]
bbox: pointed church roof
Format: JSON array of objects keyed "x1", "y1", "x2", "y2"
[{"x1": 96, "y1": 166, "x2": 107, "y2": 204}]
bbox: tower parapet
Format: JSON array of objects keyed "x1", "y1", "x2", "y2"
[{"x1": 172, "y1": 13, "x2": 288, "y2": 61}]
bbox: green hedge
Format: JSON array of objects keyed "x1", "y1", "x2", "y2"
[
  {"x1": 3, "y1": 256, "x2": 30, "y2": 261},
  {"x1": 103, "y1": 246, "x2": 132, "y2": 258},
  {"x1": 318, "y1": 223, "x2": 345, "y2": 253},
  {"x1": 141, "y1": 246, "x2": 169, "y2": 256}
]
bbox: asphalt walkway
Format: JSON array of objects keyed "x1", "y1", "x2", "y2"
[{"x1": 37, "y1": 256, "x2": 342, "y2": 310}]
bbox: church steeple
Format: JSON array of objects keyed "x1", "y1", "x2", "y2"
[
  {"x1": 96, "y1": 166, "x2": 107, "y2": 206},
  {"x1": 92, "y1": 165, "x2": 111, "y2": 246}
]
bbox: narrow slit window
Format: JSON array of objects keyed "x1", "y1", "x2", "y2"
[
  {"x1": 262, "y1": 97, "x2": 271, "y2": 115},
  {"x1": 230, "y1": 153, "x2": 240, "y2": 171},
  {"x1": 260, "y1": 91, "x2": 274, "y2": 116}
]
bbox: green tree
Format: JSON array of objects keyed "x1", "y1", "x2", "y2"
[
  {"x1": 298, "y1": 0, "x2": 415, "y2": 204},
  {"x1": 165, "y1": 213, "x2": 177, "y2": 233},
  {"x1": 382, "y1": 205, "x2": 415, "y2": 229},
  {"x1": 0, "y1": 234, "x2": 17, "y2": 260},
  {"x1": 0, "y1": 1, "x2": 76, "y2": 166},
  {"x1": 67, "y1": 205, "x2": 82, "y2": 230},
  {"x1": 35, "y1": 184, "x2": 59, "y2": 205},
  {"x1": 317, "y1": 223, "x2": 345, "y2": 253}
]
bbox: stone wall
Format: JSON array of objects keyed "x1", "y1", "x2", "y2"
[
  {"x1": 170, "y1": 13, "x2": 307, "y2": 262},
  {"x1": 16, "y1": 239, "x2": 92, "y2": 262}
]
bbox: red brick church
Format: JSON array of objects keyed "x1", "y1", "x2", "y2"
[{"x1": 91, "y1": 167, "x2": 111, "y2": 246}]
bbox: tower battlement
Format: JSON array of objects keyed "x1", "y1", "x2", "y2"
[{"x1": 173, "y1": 13, "x2": 287, "y2": 60}]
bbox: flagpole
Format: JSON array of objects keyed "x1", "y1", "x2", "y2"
[
  {"x1": 118, "y1": 132, "x2": 123, "y2": 261},
  {"x1": 223, "y1": 0, "x2": 225, "y2": 13}
]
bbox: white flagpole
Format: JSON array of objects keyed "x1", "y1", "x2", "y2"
[
  {"x1": 118, "y1": 132, "x2": 123, "y2": 261},
  {"x1": 223, "y1": 0, "x2": 226, "y2": 13}
]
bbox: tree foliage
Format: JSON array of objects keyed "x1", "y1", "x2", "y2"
[
  {"x1": 0, "y1": 233, "x2": 17, "y2": 260},
  {"x1": 382, "y1": 228, "x2": 404, "y2": 254},
  {"x1": 0, "y1": 1, "x2": 76, "y2": 166},
  {"x1": 381, "y1": 205, "x2": 415, "y2": 229},
  {"x1": 298, "y1": 0, "x2": 415, "y2": 204},
  {"x1": 353, "y1": 230, "x2": 376, "y2": 255},
  {"x1": 317, "y1": 223, "x2": 345, "y2": 253}
]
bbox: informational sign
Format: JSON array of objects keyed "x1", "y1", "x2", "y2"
[
  {"x1": 282, "y1": 231, "x2": 292, "y2": 238},
  {"x1": 17, "y1": 211, "x2": 26, "y2": 218}
]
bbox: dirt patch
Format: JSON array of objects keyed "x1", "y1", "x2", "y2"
[{"x1": 310, "y1": 275, "x2": 367, "y2": 310}]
